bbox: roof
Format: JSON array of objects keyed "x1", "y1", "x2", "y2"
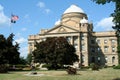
[{"x1": 63, "y1": 4, "x2": 84, "y2": 14}]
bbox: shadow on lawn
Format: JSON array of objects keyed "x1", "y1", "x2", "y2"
[{"x1": 113, "y1": 78, "x2": 120, "y2": 80}]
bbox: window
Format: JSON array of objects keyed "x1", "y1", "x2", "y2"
[
  {"x1": 112, "y1": 56, "x2": 115, "y2": 63},
  {"x1": 91, "y1": 57, "x2": 95, "y2": 63},
  {"x1": 81, "y1": 34, "x2": 84, "y2": 40},
  {"x1": 97, "y1": 47, "x2": 100, "y2": 52},
  {"x1": 104, "y1": 39, "x2": 107, "y2": 44},
  {"x1": 81, "y1": 45, "x2": 85, "y2": 51},
  {"x1": 105, "y1": 56, "x2": 108, "y2": 63},
  {"x1": 81, "y1": 24, "x2": 85, "y2": 26},
  {"x1": 41, "y1": 38, "x2": 45, "y2": 41},
  {"x1": 111, "y1": 39, "x2": 115, "y2": 44},
  {"x1": 91, "y1": 48, "x2": 95, "y2": 52},
  {"x1": 112, "y1": 47, "x2": 115, "y2": 52},
  {"x1": 81, "y1": 36, "x2": 84, "y2": 40},
  {"x1": 73, "y1": 36, "x2": 78, "y2": 43},
  {"x1": 96, "y1": 39, "x2": 100, "y2": 44},
  {"x1": 98, "y1": 57, "x2": 101, "y2": 63},
  {"x1": 91, "y1": 40, "x2": 95, "y2": 44},
  {"x1": 66, "y1": 36, "x2": 71, "y2": 43},
  {"x1": 104, "y1": 46, "x2": 108, "y2": 52},
  {"x1": 74, "y1": 44, "x2": 78, "y2": 50},
  {"x1": 29, "y1": 43, "x2": 32, "y2": 46}
]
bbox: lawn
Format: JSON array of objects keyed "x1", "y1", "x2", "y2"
[{"x1": 0, "y1": 68, "x2": 120, "y2": 80}]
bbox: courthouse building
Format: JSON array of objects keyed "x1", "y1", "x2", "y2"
[{"x1": 28, "y1": 5, "x2": 118, "y2": 67}]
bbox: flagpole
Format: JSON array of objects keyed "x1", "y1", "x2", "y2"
[
  {"x1": 9, "y1": 18, "x2": 14, "y2": 34},
  {"x1": 9, "y1": 19, "x2": 12, "y2": 34}
]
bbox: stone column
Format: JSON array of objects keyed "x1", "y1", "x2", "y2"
[{"x1": 71, "y1": 36, "x2": 73, "y2": 45}]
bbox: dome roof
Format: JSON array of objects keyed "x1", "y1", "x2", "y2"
[
  {"x1": 80, "y1": 17, "x2": 88, "y2": 23},
  {"x1": 63, "y1": 5, "x2": 84, "y2": 14}
]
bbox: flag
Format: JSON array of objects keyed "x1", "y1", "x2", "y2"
[{"x1": 11, "y1": 14, "x2": 19, "y2": 23}]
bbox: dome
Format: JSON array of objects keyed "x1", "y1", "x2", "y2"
[
  {"x1": 80, "y1": 17, "x2": 88, "y2": 23},
  {"x1": 63, "y1": 5, "x2": 84, "y2": 14}
]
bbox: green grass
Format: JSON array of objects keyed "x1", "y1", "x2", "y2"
[{"x1": 0, "y1": 68, "x2": 120, "y2": 80}]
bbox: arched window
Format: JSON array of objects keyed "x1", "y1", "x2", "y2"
[
  {"x1": 112, "y1": 56, "x2": 115, "y2": 63},
  {"x1": 105, "y1": 56, "x2": 108, "y2": 63},
  {"x1": 98, "y1": 57, "x2": 100, "y2": 63}
]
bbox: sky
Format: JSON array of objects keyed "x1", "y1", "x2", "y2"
[{"x1": 0, "y1": 0, "x2": 115, "y2": 58}]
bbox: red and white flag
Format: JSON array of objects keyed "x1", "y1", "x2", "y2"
[{"x1": 11, "y1": 14, "x2": 19, "y2": 23}]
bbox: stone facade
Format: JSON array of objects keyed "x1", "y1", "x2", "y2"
[{"x1": 28, "y1": 5, "x2": 118, "y2": 67}]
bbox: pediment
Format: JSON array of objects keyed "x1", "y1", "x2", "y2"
[{"x1": 45, "y1": 25, "x2": 79, "y2": 34}]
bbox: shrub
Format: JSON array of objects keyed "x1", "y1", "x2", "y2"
[
  {"x1": 42, "y1": 64, "x2": 53, "y2": 70},
  {"x1": 90, "y1": 63, "x2": 99, "y2": 70},
  {"x1": 66, "y1": 66, "x2": 77, "y2": 75},
  {"x1": 0, "y1": 64, "x2": 8, "y2": 73},
  {"x1": 103, "y1": 65, "x2": 108, "y2": 68},
  {"x1": 8, "y1": 64, "x2": 29, "y2": 71},
  {"x1": 113, "y1": 64, "x2": 120, "y2": 69},
  {"x1": 22, "y1": 67, "x2": 32, "y2": 71}
]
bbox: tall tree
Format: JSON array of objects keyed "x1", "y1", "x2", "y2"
[
  {"x1": 26, "y1": 53, "x2": 32, "y2": 64},
  {"x1": 92, "y1": 0, "x2": 120, "y2": 63},
  {"x1": 0, "y1": 33, "x2": 20, "y2": 65},
  {"x1": 32, "y1": 37, "x2": 79, "y2": 69}
]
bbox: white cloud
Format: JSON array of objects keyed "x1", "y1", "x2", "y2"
[
  {"x1": 24, "y1": 14, "x2": 29, "y2": 19},
  {"x1": 19, "y1": 46, "x2": 28, "y2": 58},
  {"x1": 21, "y1": 27, "x2": 27, "y2": 31},
  {"x1": 37, "y1": 2, "x2": 45, "y2": 8},
  {"x1": 37, "y1": 1, "x2": 51, "y2": 14},
  {"x1": 14, "y1": 33, "x2": 28, "y2": 58},
  {"x1": 96, "y1": 17, "x2": 114, "y2": 31},
  {"x1": 23, "y1": 14, "x2": 31, "y2": 23},
  {"x1": 15, "y1": 37, "x2": 27, "y2": 44},
  {"x1": 0, "y1": 5, "x2": 10, "y2": 27},
  {"x1": 55, "y1": 19, "x2": 60, "y2": 25},
  {"x1": 45, "y1": 9, "x2": 50, "y2": 14},
  {"x1": 0, "y1": 4, "x2": 4, "y2": 11}
]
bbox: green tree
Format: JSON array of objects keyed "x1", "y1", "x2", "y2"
[
  {"x1": 26, "y1": 53, "x2": 32, "y2": 64},
  {"x1": 0, "y1": 33, "x2": 20, "y2": 65},
  {"x1": 92, "y1": 0, "x2": 120, "y2": 63},
  {"x1": 0, "y1": 34, "x2": 7, "y2": 64},
  {"x1": 19, "y1": 57, "x2": 27, "y2": 65},
  {"x1": 32, "y1": 37, "x2": 79, "y2": 70}
]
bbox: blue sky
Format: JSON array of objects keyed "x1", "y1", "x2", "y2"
[{"x1": 0, "y1": 0, "x2": 115, "y2": 58}]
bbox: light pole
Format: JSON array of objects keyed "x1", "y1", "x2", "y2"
[{"x1": 30, "y1": 53, "x2": 37, "y2": 74}]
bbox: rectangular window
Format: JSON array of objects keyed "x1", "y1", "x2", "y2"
[
  {"x1": 66, "y1": 36, "x2": 71, "y2": 43},
  {"x1": 81, "y1": 36, "x2": 84, "y2": 40},
  {"x1": 91, "y1": 48, "x2": 95, "y2": 52},
  {"x1": 104, "y1": 39, "x2": 107, "y2": 44},
  {"x1": 29, "y1": 43, "x2": 32, "y2": 46},
  {"x1": 111, "y1": 39, "x2": 115, "y2": 44},
  {"x1": 112, "y1": 47, "x2": 115, "y2": 52},
  {"x1": 96, "y1": 39, "x2": 100, "y2": 44},
  {"x1": 97, "y1": 47, "x2": 100, "y2": 52},
  {"x1": 104, "y1": 46, "x2": 108, "y2": 52},
  {"x1": 74, "y1": 44, "x2": 78, "y2": 50},
  {"x1": 73, "y1": 36, "x2": 78, "y2": 44},
  {"x1": 91, "y1": 40, "x2": 95, "y2": 44},
  {"x1": 81, "y1": 34, "x2": 84, "y2": 40},
  {"x1": 105, "y1": 56, "x2": 108, "y2": 63},
  {"x1": 82, "y1": 45, "x2": 85, "y2": 51}
]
